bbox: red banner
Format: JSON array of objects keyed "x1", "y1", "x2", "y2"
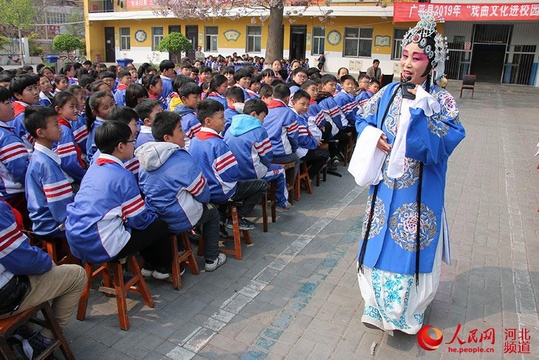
[{"x1": 393, "y1": 2, "x2": 539, "y2": 22}]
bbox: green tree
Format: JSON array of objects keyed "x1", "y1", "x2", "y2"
[
  {"x1": 65, "y1": 12, "x2": 85, "y2": 38},
  {"x1": 0, "y1": 0, "x2": 37, "y2": 65},
  {"x1": 28, "y1": 33, "x2": 45, "y2": 57},
  {"x1": 53, "y1": 34, "x2": 85, "y2": 54},
  {"x1": 157, "y1": 32, "x2": 192, "y2": 63}
]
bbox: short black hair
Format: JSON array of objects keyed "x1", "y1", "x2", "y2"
[
  {"x1": 125, "y1": 84, "x2": 149, "y2": 108},
  {"x1": 83, "y1": 60, "x2": 92, "y2": 66},
  {"x1": 320, "y1": 74, "x2": 338, "y2": 85},
  {"x1": 9, "y1": 73, "x2": 39, "y2": 96},
  {"x1": 152, "y1": 111, "x2": 181, "y2": 142},
  {"x1": 0, "y1": 86, "x2": 11, "y2": 102},
  {"x1": 99, "y1": 71, "x2": 116, "y2": 80},
  {"x1": 373, "y1": 59, "x2": 380, "y2": 64},
  {"x1": 234, "y1": 68, "x2": 251, "y2": 82},
  {"x1": 178, "y1": 82, "x2": 202, "y2": 99},
  {"x1": 243, "y1": 99, "x2": 268, "y2": 116},
  {"x1": 291, "y1": 67, "x2": 307, "y2": 77},
  {"x1": 24, "y1": 106, "x2": 58, "y2": 138},
  {"x1": 197, "y1": 99, "x2": 224, "y2": 125},
  {"x1": 95, "y1": 120, "x2": 132, "y2": 154},
  {"x1": 159, "y1": 60, "x2": 175, "y2": 72},
  {"x1": 107, "y1": 106, "x2": 138, "y2": 125},
  {"x1": 272, "y1": 84, "x2": 290, "y2": 101},
  {"x1": 118, "y1": 69, "x2": 131, "y2": 79},
  {"x1": 0, "y1": 72, "x2": 14, "y2": 85},
  {"x1": 172, "y1": 75, "x2": 195, "y2": 93},
  {"x1": 135, "y1": 98, "x2": 161, "y2": 121},
  {"x1": 259, "y1": 84, "x2": 273, "y2": 99},
  {"x1": 78, "y1": 74, "x2": 94, "y2": 90},
  {"x1": 340, "y1": 74, "x2": 356, "y2": 83},
  {"x1": 293, "y1": 89, "x2": 311, "y2": 102},
  {"x1": 226, "y1": 86, "x2": 245, "y2": 102}
]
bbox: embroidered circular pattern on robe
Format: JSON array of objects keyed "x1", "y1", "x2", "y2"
[
  {"x1": 384, "y1": 92, "x2": 403, "y2": 137},
  {"x1": 362, "y1": 195, "x2": 386, "y2": 240},
  {"x1": 383, "y1": 157, "x2": 420, "y2": 189},
  {"x1": 388, "y1": 202, "x2": 437, "y2": 251},
  {"x1": 427, "y1": 116, "x2": 449, "y2": 137}
]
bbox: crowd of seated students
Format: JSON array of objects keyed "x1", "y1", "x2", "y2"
[{"x1": 0, "y1": 58, "x2": 379, "y2": 356}]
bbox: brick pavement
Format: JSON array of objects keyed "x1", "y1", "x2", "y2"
[{"x1": 63, "y1": 82, "x2": 539, "y2": 359}]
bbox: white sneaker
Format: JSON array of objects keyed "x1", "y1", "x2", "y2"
[
  {"x1": 276, "y1": 201, "x2": 291, "y2": 212},
  {"x1": 152, "y1": 269, "x2": 171, "y2": 280},
  {"x1": 205, "y1": 253, "x2": 227, "y2": 272}
]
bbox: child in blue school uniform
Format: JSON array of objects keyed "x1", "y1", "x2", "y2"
[
  {"x1": 189, "y1": 99, "x2": 268, "y2": 231},
  {"x1": 9, "y1": 73, "x2": 41, "y2": 150},
  {"x1": 113, "y1": 69, "x2": 133, "y2": 107},
  {"x1": 85, "y1": 90, "x2": 116, "y2": 163},
  {"x1": 24, "y1": 106, "x2": 74, "y2": 238},
  {"x1": 65, "y1": 121, "x2": 172, "y2": 279},
  {"x1": 52, "y1": 92, "x2": 87, "y2": 185},
  {"x1": 224, "y1": 87, "x2": 244, "y2": 136},
  {"x1": 135, "y1": 98, "x2": 162, "y2": 148},
  {"x1": 224, "y1": 99, "x2": 290, "y2": 211},
  {"x1": 136, "y1": 111, "x2": 226, "y2": 272},
  {"x1": 174, "y1": 82, "x2": 203, "y2": 151}
]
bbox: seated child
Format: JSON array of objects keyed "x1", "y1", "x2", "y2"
[
  {"x1": 233, "y1": 68, "x2": 256, "y2": 101},
  {"x1": 8, "y1": 73, "x2": 41, "y2": 150},
  {"x1": 136, "y1": 112, "x2": 226, "y2": 272},
  {"x1": 85, "y1": 90, "x2": 116, "y2": 163},
  {"x1": 113, "y1": 69, "x2": 133, "y2": 107},
  {"x1": 190, "y1": 100, "x2": 268, "y2": 230},
  {"x1": 259, "y1": 84, "x2": 273, "y2": 106},
  {"x1": 224, "y1": 87, "x2": 244, "y2": 135},
  {"x1": 356, "y1": 74, "x2": 371, "y2": 97},
  {"x1": 174, "y1": 82, "x2": 203, "y2": 151},
  {"x1": 24, "y1": 106, "x2": 74, "y2": 238},
  {"x1": 0, "y1": 86, "x2": 30, "y2": 224},
  {"x1": 357, "y1": 79, "x2": 380, "y2": 107},
  {"x1": 67, "y1": 85, "x2": 90, "y2": 155},
  {"x1": 52, "y1": 92, "x2": 87, "y2": 184},
  {"x1": 53, "y1": 74, "x2": 69, "y2": 94},
  {"x1": 0, "y1": 200, "x2": 85, "y2": 356},
  {"x1": 224, "y1": 99, "x2": 290, "y2": 211},
  {"x1": 65, "y1": 121, "x2": 172, "y2": 279},
  {"x1": 159, "y1": 59, "x2": 176, "y2": 101},
  {"x1": 291, "y1": 90, "x2": 329, "y2": 178},
  {"x1": 135, "y1": 98, "x2": 162, "y2": 148},
  {"x1": 334, "y1": 74, "x2": 361, "y2": 128},
  {"x1": 206, "y1": 75, "x2": 228, "y2": 108},
  {"x1": 263, "y1": 83, "x2": 300, "y2": 180},
  {"x1": 169, "y1": 75, "x2": 195, "y2": 112}
]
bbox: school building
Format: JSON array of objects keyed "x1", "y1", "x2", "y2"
[{"x1": 84, "y1": 0, "x2": 539, "y2": 86}]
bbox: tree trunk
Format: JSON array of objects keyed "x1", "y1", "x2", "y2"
[
  {"x1": 266, "y1": 5, "x2": 284, "y2": 62},
  {"x1": 18, "y1": 28, "x2": 25, "y2": 66}
]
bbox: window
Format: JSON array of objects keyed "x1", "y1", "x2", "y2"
[
  {"x1": 312, "y1": 26, "x2": 325, "y2": 55},
  {"x1": 120, "y1": 27, "x2": 131, "y2": 51},
  {"x1": 205, "y1": 26, "x2": 218, "y2": 52},
  {"x1": 392, "y1": 28, "x2": 408, "y2": 59},
  {"x1": 152, "y1": 27, "x2": 164, "y2": 51},
  {"x1": 46, "y1": 12, "x2": 68, "y2": 24},
  {"x1": 246, "y1": 26, "x2": 261, "y2": 53},
  {"x1": 343, "y1": 27, "x2": 372, "y2": 57}
]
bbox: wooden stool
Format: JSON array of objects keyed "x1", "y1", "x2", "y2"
[
  {"x1": 198, "y1": 202, "x2": 251, "y2": 260},
  {"x1": 77, "y1": 255, "x2": 154, "y2": 330},
  {"x1": 260, "y1": 181, "x2": 277, "y2": 232},
  {"x1": 274, "y1": 161, "x2": 296, "y2": 205},
  {"x1": 343, "y1": 132, "x2": 356, "y2": 167},
  {"x1": 171, "y1": 233, "x2": 200, "y2": 290},
  {"x1": 0, "y1": 302, "x2": 74, "y2": 360},
  {"x1": 41, "y1": 237, "x2": 80, "y2": 265},
  {"x1": 295, "y1": 160, "x2": 313, "y2": 201},
  {"x1": 315, "y1": 161, "x2": 328, "y2": 187}
]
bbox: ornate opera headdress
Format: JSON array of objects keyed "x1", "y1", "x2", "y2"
[{"x1": 401, "y1": 10, "x2": 448, "y2": 82}]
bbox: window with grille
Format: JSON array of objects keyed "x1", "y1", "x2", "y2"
[
  {"x1": 120, "y1": 27, "x2": 130, "y2": 51},
  {"x1": 312, "y1": 26, "x2": 325, "y2": 55},
  {"x1": 152, "y1": 27, "x2": 164, "y2": 51},
  {"x1": 246, "y1": 26, "x2": 261, "y2": 53},
  {"x1": 205, "y1": 26, "x2": 218, "y2": 52},
  {"x1": 344, "y1": 27, "x2": 372, "y2": 57},
  {"x1": 392, "y1": 28, "x2": 408, "y2": 59}
]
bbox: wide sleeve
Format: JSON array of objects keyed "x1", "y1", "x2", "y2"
[
  {"x1": 405, "y1": 89, "x2": 466, "y2": 165},
  {"x1": 355, "y1": 85, "x2": 391, "y2": 136}
]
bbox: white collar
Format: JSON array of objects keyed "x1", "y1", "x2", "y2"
[
  {"x1": 140, "y1": 125, "x2": 152, "y2": 134},
  {"x1": 97, "y1": 153, "x2": 125, "y2": 168},
  {"x1": 35, "y1": 143, "x2": 61, "y2": 165},
  {"x1": 200, "y1": 127, "x2": 221, "y2": 137}
]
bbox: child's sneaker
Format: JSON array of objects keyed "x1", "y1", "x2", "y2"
[
  {"x1": 205, "y1": 253, "x2": 227, "y2": 272},
  {"x1": 152, "y1": 267, "x2": 171, "y2": 280},
  {"x1": 276, "y1": 201, "x2": 291, "y2": 213},
  {"x1": 141, "y1": 263, "x2": 154, "y2": 277},
  {"x1": 225, "y1": 218, "x2": 256, "y2": 231}
]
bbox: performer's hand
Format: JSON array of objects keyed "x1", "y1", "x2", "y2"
[
  {"x1": 377, "y1": 134, "x2": 391, "y2": 154},
  {"x1": 407, "y1": 85, "x2": 418, "y2": 96}
]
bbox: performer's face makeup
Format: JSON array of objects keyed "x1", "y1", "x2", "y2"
[{"x1": 400, "y1": 43, "x2": 429, "y2": 85}]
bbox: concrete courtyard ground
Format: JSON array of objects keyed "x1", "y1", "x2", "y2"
[{"x1": 63, "y1": 81, "x2": 539, "y2": 359}]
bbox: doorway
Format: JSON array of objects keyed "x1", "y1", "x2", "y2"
[
  {"x1": 471, "y1": 44, "x2": 506, "y2": 83},
  {"x1": 185, "y1": 25, "x2": 198, "y2": 61},
  {"x1": 289, "y1": 26, "x2": 306, "y2": 61},
  {"x1": 104, "y1": 27, "x2": 115, "y2": 63}
]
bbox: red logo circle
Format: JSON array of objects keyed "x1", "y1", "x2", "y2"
[{"x1": 417, "y1": 325, "x2": 444, "y2": 351}]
